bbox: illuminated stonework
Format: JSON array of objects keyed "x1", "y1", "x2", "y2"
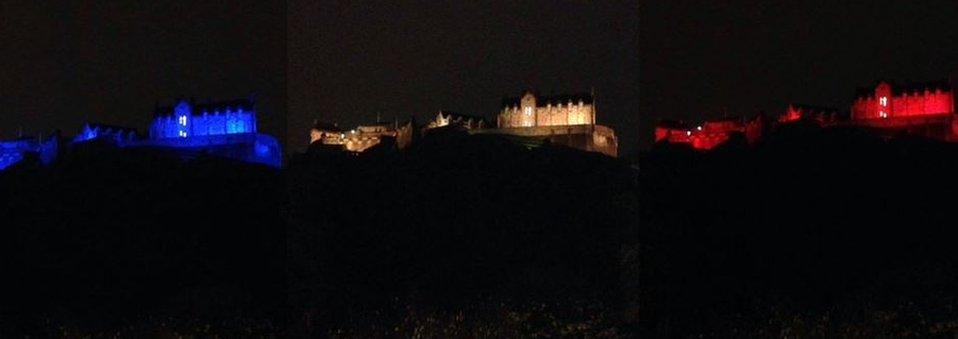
[
  {"x1": 426, "y1": 111, "x2": 489, "y2": 130},
  {"x1": 308, "y1": 91, "x2": 616, "y2": 157},
  {"x1": 655, "y1": 116, "x2": 765, "y2": 151},
  {"x1": 74, "y1": 123, "x2": 139, "y2": 144},
  {"x1": 151, "y1": 98, "x2": 257, "y2": 139},
  {"x1": 852, "y1": 80, "x2": 954, "y2": 120},
  {"x1": 309, "y1": 120, "x2": 415, "y2": 152},
  {"x1": 71, "y1": 96, "x2": 282, "y2": 168},
  {"x1": 780, "y1": 104, "x2": 842, "y2": 125},
  {"x1": 486, "y1": 91, "x2": 616, "y2": 157},
  {"x1": 845, "y1": 80, "x2": 957, "y2": 140},
  {"x1": 498, "y1": 91, "x2": 596, "y2": 128},
  {"x1": 0, "y1": 134, "x2": 58, "y2": 170}
]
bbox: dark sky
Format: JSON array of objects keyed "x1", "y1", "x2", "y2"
[
  {"x1": 0, "y1": 1, "x2": 285, "y2": 146},
  {"x1": 641, "y1": 0, "x2": 958, "y2": 147},
  {"x1": 5, "y1": 2, "x2": 957, "y2": 155},
  {"x1": 289, "y1": 1, "x2": 640, "y2": 153}
]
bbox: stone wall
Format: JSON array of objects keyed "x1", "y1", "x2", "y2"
[{"x1": 499, "y1": 102, "x2": 595, "y2": 128}]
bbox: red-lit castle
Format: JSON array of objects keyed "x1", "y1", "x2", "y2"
[
  {"x1": 849, "y1": 80, "x2": 955, "y2": 139},
  {"x1": 654, "y1": 79, "x2": 956, "y2": 150},
  {"x1": 654, "y1": 115, "x2": 765, "y2": 150}
]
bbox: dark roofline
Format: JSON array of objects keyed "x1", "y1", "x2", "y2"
[
  {"x1": 788, "y1": 103, "x2": 840, "y2": 113},
  {"x1": 855, "y1": 79, "x2": 952, "y2": 98},
  {"x1": 501, "y1": 91, "x2": 594, "y2": 108},
  {"x1": 83, "y1": 123, "x2": 138, "y2": 132},
  {"x1": 153, "y1": 97, "x2": 256, "y2": 117},
  {"x1": 437, "y1": 111, "x2": 491, "y2": 122}
]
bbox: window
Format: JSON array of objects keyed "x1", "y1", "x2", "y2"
[
  {"x1": 524, "y1": 107, "x2": 532, "y2": 116},
  {"x1": 880, "y1": 96, "x2": 888, "y2": 107},
  {"x1": 178, "y1": 130, "x2": 187, "y2": 138},
  {"x1": 178, "y1": 115, "x2": 187, "y2": 126}
]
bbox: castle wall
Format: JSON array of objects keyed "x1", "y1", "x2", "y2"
[
  {"x1": 499, "y1": 103, "x2": 595, "y2": 128},
  {"x1": 151, "y1": 105, "x2": 256, "y2": 139},
  {"x1": 851, "y1": 83, "x2": 954, "y2": 120},
  {"x1": 655, "y1": 117, "x2": 761, "y2": 151}
]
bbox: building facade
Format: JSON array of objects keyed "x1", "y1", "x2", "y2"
[
  {"x1": 143, "y1": 98, "x2": 280, "y2": 167},
  {"x1": 486, "y1": 91, "x2": 616, "y2": 157},
  {"x1": 426, "y1": 111, "x2": 489, "y2": 130},
  {"x1": 498, "y1": 91, "x2": 595, "y2": 128},
  {"x1": 851, "y1": 80, "x2": 954, "y2": 121},
  {"x1": 655, "y1": 116, "x2": 764, "y2": 151},
  {"x1": 150, "y1": 98, "x2": 257, "y2": 139},
  {"x1": 309, "y1": 120, "x2": 415, "y2": 153}
]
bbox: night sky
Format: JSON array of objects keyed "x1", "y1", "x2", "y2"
[
  {"x1": 289, "y1": 1, "x2": 639, "y2": 153},
  {"x1": 5, "y1": 2, "x2": 958, "y2": 155},
  {"x1": 641, "y1": 1, "x2": 958, "y2": 147},
  {"x1": 0, "y1": 1, "x2": 285, "y2": 146}
]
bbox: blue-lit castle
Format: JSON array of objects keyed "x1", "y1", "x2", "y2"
[
  {"x1": 1, "y1": 96, "x2": 282, "y2": 172},
  {"x1": 150, "y1": 98, "x2": 257, "y2": 139},
  {"x1": 72, "y1": 96, "x2": 281, "y2": 168},
  {"x1": 0, "y1": 134, "x2": 59, "y2": 170}
]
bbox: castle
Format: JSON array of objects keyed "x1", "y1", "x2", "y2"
[
  {"x1": 310, "y1": 120, "x2": 415, "y2": 152},
  {"x1": 477, "y1": 91, "x2": 618, "y2": 157},
  {"x1": 426, "y1": 111, "x2": 489, "y2": 130},
  {"x1": 150, "y1": 98, "x2": 257, "y2": 139},
  {"x1": 780, "y1": 104, "x2": 842, "y2": 125},
  {"x1": 309, "y1": 90, "x2": 619, "y2": 157},
  {"x1": 69, "y1": 96, "x2": 282, "y2": 168},
  {"x1": 497, "y1": 92, "x2": 596, "y2": 128},
  {"x1": 851, "y1": 80, "x2": 953, "y2": 120},
  {"x1": 0, "y1": 133, "x2": 58, "y2": 170},
  {"x1": 654, "y1": 116, "x2": 765, "y2": 150},
  {"x1": 654, "y1": 79, "x2": 957, "y2": 150}
]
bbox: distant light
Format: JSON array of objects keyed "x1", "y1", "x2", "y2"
[
  {"x1": 686, "y1": 131, "x2": 691, "y2": 136},
  {"x1": 696, "y1": 126, "x2": 702, "y2": 131}
]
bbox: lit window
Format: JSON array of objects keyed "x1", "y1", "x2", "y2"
[
  {"x1": 179, "y1": 115, "x2": 187, "y2": 126},
  {"x1": 524, "y1": 107, "x2": 532, "y2": 116},
  {"x1": 880, "y1": 96, "x2": 888, "y2": 107},
  {"x1": 178, "y1": 130, "x2": 187, "y2": 138}
]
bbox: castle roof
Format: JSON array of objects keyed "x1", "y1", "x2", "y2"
[
  {"x1": 154, "y1": 97, "x2": 255, "y2": 117},
  {"x1": 501, "y1": 92, "x2": 594, "y2": 108},
  {"x1": 855, "y1": 79, "x2": 952, "y2": 98},
  {"x1": 83, "y1": 123, "x2": 139, "y2": 134},
  {"x1": 437, "y1": 111, "x2": 491, "y2": 123}
]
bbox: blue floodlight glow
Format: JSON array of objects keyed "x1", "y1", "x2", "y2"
[
  {"x1": 19, "y1": 96, "x2": 282, "y2": 172},
  {"x1": 151, "y1": 100, "x2": 257, "y2": 140},
  {"x1": 138, "y1": 98, "x2": 280, "y2": 168},
  {"x1": 1, "y1": 135, "x2": 59, "y2": 170}
]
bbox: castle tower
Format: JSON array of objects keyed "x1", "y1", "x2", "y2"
[
  {"x1": 520, "y1": 91, "x2": 536, "y2": 127},
  {"x1": 174, "y1": 100, "x2": 191, "y2": 138},
  {"x1": 875, "y1": 81, "x2": 892, "y2": 118}
]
